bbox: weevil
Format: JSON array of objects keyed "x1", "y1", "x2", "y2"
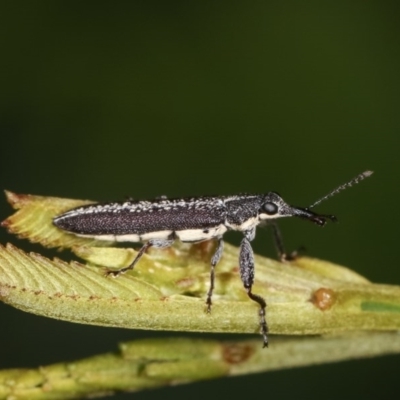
[{"x1": 53, "y1": 171, "x2": 373, "y2": 347}]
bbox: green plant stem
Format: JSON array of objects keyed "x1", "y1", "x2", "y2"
[{"x1": 1, "y1": 333, "x2": 399, "y2": 400}]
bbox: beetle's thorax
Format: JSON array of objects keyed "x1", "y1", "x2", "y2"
[
  {"x1": 223, "y1": 193, "x2": 293, "y2": 232},
  {"x1": 223, "y1": 194, "x2": 263, "y2": 232}
]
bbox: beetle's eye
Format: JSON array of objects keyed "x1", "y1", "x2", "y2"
[{"x1": 262, "y1": 202, "x2": 278, "y2": 215}]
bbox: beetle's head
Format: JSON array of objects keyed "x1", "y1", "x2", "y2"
[
  {"x1": 259, "y1": 170, "x2": 373, "y2": 226},
  {"x1": 259, "y1": 192, "x2": 336, "y2": 226}
]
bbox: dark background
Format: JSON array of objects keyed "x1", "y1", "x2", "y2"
[{"x1": 0, "y1": 2, "x2": 399, "y2": 399}]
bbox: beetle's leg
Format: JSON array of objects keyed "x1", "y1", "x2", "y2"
[
  {"x1": 106, "y1": 238, "x2": 175, "y2": 278},
  {"x1": 269, "y1": 221, "x2": 303, "y2": 261},
  {"x1": 206, "y1": 237, "x2": 224, "y2": 313},
  {"x1": 239, "y1": 232, "x2": 268, "y2": 348}
]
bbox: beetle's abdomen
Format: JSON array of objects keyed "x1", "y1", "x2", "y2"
[{"x1": 53, "y1": 198, "x2": 227, "y2": 242}]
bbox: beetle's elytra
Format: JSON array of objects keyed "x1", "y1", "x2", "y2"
[{"x1": 53, "y1": 171, "x2": 373, "y2": 347}]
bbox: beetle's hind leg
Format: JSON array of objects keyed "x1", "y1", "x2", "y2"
[
  {"x1": 239, "y1": 233, "x2": 268, "y2": 348},
  {"x1": 206, "y1": 237, "x2": 224, "y2": 312},
  {"x1": 106, "y1": 237, "x2": 175, "y2": 278}
]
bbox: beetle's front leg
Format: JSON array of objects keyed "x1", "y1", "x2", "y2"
[
  {"x1": 239, "y1": 231, "x2": 268, "y2": 348},
  {"x1": 269, "y1": 221, "x2": 303, "y2": 261},
  {"x1": 206, "y1": 237, "x2": 224, "y2": 312},
  {"x1": 106, "y1": 238, "x2": 175, "y2": 278}
]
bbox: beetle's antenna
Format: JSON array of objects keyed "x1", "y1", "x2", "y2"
[{"x1": 308, "y1": 170, "x2": 373, "y2": 209}]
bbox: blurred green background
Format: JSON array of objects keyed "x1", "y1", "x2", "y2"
[{"x1": 0, "y1": 2, "x2": 399, "y2": 399}]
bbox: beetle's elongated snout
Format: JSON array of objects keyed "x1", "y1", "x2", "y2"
[{"x1": 291, "y1": 206, "x2": 337, "y2": 226}]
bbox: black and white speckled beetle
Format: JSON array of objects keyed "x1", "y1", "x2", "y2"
[{"x1": 53, "y1": 171, "x2": 373, "y2": 347}]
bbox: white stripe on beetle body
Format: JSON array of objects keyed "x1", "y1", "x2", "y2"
[
  {"x1": 77, "y1": 226, "x2": 229, "y2": 243},
  {"x1": 53, "y1": 171, "x2": 373, "y2": 348}
]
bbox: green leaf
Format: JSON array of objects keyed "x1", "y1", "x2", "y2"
[{"x1": 2, "y1": 191, "x2": 400, "y2": 336}]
